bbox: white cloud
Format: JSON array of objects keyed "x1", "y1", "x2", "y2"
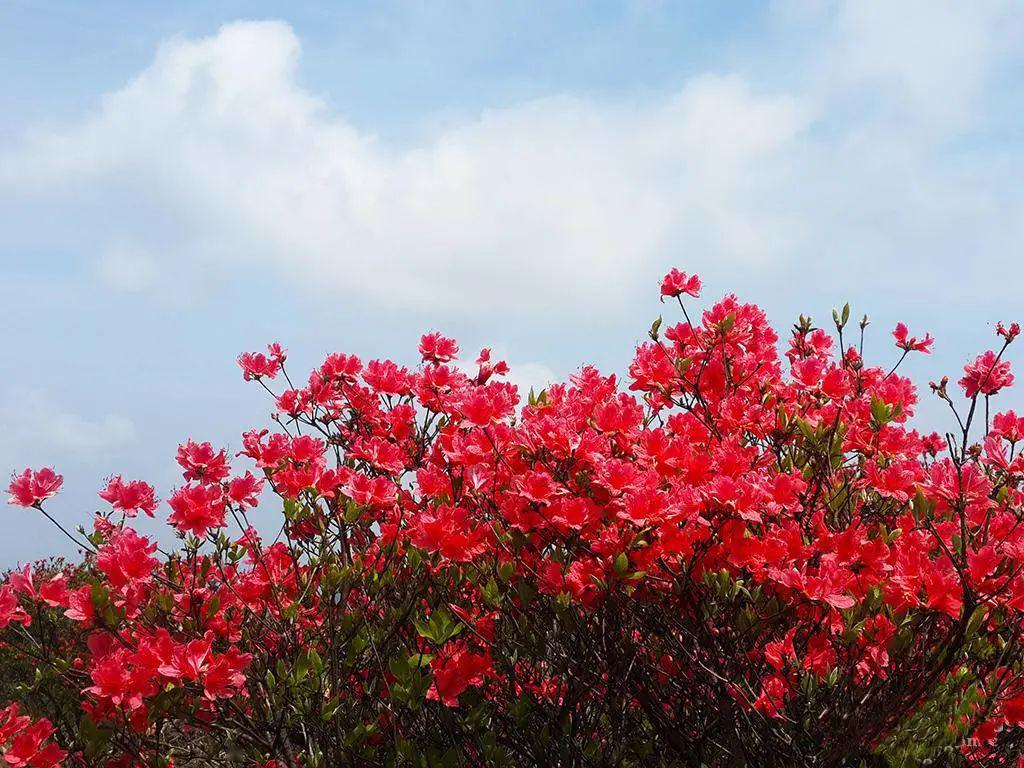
[
  {"x1": 828, "y1": 0, "x2": 1012, "y2": 132},
  {"x1": 2, "y1": 5, "x2": 1023, "y2": 315},
  {"x1": 1, "y1": 21, "x2": 809, "y2": 313},
  {"x1": 96, "y1": 241, "x2": 160, "y2": 292},
  {"x1": 0, "y1": 389, "x2": 136, "y2": 470}
]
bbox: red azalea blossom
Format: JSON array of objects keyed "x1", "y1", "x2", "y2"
[
  {"x1": 0, "y1": 586, "x2": 31, "y2": 630},
  {"x1": 227, "y1": 471, "x2": 264, "y2": 508},
  {"x1": 95, "y1": 529, "x2": 160, "y2": 591},
  {"x1": 428, "y1": 644, "x2": 493, "y2": 706},
  {"x1": 418, "y1": 332, "x2": 459, "y2": 364},
  {"x1": 6, "y1": 468, "x2": 62, "y2": 508},
  {"x1": 960, "y1": 350, "x2": 1014, "y2": 397},
  {"x1": 99, "y1": 476, "x2": 158, "y2": 518},
  {"x1": 62, "y1": 585, "x2": 94, "y2": 623},
  {"x1": 998, "y1": 322, "x2": 1021, "y2": 342},
  {"x1": 175, "y1": 439, "x2": 231, "y2": 484},
  {"x1": 0, "y1": 704, "x2": 65, "y2": 768},
  {"x1": 659, "y1": 268, "x2": 702, "y2": 299},
  {"x1": 892, "y1": 322, "x2": 934, "y2": 353},
  {"x1": 167, "y1": 483, "x2": 226, "y2": 538},
  {"x1": 238, "y1": 343, "x2": 287, "y2": 381},
  {"x1": 410, "y1": 505, "x2": 489, "y2": 563}
]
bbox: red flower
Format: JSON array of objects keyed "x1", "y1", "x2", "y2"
[
  {"x1": 959, "y1": 350, "x2": 1013, "y2": 398},
  {"x1": 924, "y1": 564, "x2": 963, "y2": 618},
  {"x1": 202, "y1": 647, "x2": 251, "y2": 700},
  {"x1": 238, "y1": 343, "x2": 286, "y2": 381},
  {"x1": 471, "y1": 348, "x2": 509, "y2": 384},
  {"x1": 37, "y1": 577, "x2": 69, "y2": 608},
  {"x1": 998, "y1": 321, "x2": 1021, "y2": 342},
  {"x1": 419, "y1": 332, "x2": 459, "y2": 364},
  {"x1": 363, "y1": 360, "x2": 413, "y2": 396},
  {"x1": 1003, "y1": 695, "x2": 1024, "y2": 726},
  {"x1": 318, "y1": 352, "x2": 362, "y2": 382},
  {"x1": 227, "y1": 472, "x2": 264, "y2": 509},
  {"x1": 411, "y1": 505, "x2": 489, "y2": 563},
  {"x1": 6, "y1": 468, "x2": 62, "y2": 508},
  {"x1": 863, "y1": 459, "x2": 920, "y2": 503},
  {"x1": 85, "y1": 654, "x2": 132, "y2": 706},
  {"x1": 763, "y1": 628, "x2": 797, "y2": 672},
  {"x1": 167, "y1": 484, "x2": 226, "y2": 538},
  {"x1": 892, "y1": 322, "x2": 933, "y2": 353},
  {"x1": 659, "y1": 268, "x2": 702, "y2": 299},
  {"x1": 63, "y1": 585, "x2": 94, "y2": 624},
  {"x1": 0, "y1": 704, "x2": 65, "y2": 768},
  {"x1": 993, "y1": 410, "x2": 1024, "y2": 442},
  {"x1": 459, "y1": 389, "x2": 503, "y2": 427},
  {"x1": 803, "y1": 561, "x2": 857, "y2": 610},
  {"x1": 96, "y1": 529, "x2": 159, "y2": 591},
  {"x1": 0, "y1": 585, "x2": 30, "y2": 630},
  {"x1": 175, "y1": 439, "x2": 230, "y2": 483},
  {"x1": 428, "y1": 644, "x2": 493, "y2": 706},
  {"x1": 344, "y1": 473, "x2": 397, "y2": 508},
  {"x1": 159, "y1": 636, "x2": 213, "y2": 682},
  {"x1": 753, "y1": 674, "x2": 789, "y2": 718},
  {"x1": 99, "y1": 476, "x2": 158, "y2": 518}
]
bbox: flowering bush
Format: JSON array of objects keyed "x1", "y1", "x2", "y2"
[{"x1": 4, "y1": 271, "x2": 1024, "y2": 766}]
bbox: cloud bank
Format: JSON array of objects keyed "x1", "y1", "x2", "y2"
[
  {"x1": 0, "y1": 389, "x2": 135, "y2": 470},
  {"x1": 7, "y1": 3, "x2": 1019, "y2": 319},
  {"x1": 4, "y1": 20, "x2": 809, "y2": 313}
]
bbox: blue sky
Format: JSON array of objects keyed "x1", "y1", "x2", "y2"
[{"x1": 2, "y1": 1, "x2": 1024, "y2": 565}]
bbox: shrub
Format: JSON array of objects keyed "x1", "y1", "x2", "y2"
[{"x1": 3, "y1": 270, "x2": 1024, "y2": 767}]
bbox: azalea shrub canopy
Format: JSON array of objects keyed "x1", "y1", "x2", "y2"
[{"x1": 5, "y1": 270, "x2": 1024, "y2": 767}]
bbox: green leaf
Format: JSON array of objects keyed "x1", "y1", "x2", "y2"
[
  {"x1": 294, "y1": 652, "x2": 310, "y2": 683},
  {"x1": 966, "y1": 605, "x2": 988, "y2": 638},
  {"x1": 415, "y1": 607, "x2": 463, "y2": 645},
  {"x1": 613, "y1": 551, "x2": 630, "y2": 576},
  {"x1": 409, "y1": 652, "x2": 433, "y2": 669},
  {"x1": 344, "y1": 500, "x2": 362, "y2": 523},
  {"x1": 389, "y1": 655, "x2": 411, "y2": 682},
  {"x1": 321, "y1": 698, "x2": 343, "y2": 722},
  {"x1": 870, "y1": 395, "x2": 893, "y2": 426},
  {"x1": 482, "y1": 577, "x2": 502, "y2": 607}
]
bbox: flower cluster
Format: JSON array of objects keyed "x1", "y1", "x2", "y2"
[
  {"x1": 3, "y1": 270, "x2": 1024, "y2": 766},
  {"x1": 0, "y1": 704, "x2": 65, "y2": 768}
]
